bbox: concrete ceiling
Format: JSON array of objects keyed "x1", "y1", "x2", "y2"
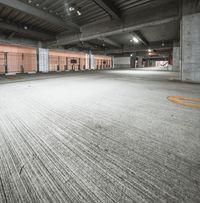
[
  {"x1": 140, "y1": 21, "x2": 180, "y2": 43},
  {"x1": 0, "y1": 0, "x2": 198, "y2": 56}
]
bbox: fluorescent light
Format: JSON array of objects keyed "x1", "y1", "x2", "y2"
[
  {"x1": 77, "y1": 10, "x2": 82, "y2": 16},
  {"x1": 132, "y1": 37, "x2": 139, "y2": 43},
  {"x1": 69, "y1": 7, "x2": 75, "y2": 11}
]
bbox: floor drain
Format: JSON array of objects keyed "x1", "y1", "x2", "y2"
[{"x1": 167, "y1": 96, "x2": 200, "y2": 108}]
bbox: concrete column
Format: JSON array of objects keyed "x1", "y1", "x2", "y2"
[
  {"x1": 147, "y1": 60, "x2": 150, "y2": 67},
  {"x1": 36, "y1": 41, "x2": 42, "y2": 72},
  {"x1": 137, "y1": 57, "x2": 143, "y2": 68},
  {"x1": 130, "y1": 55, "x2": 136, "y2": 68},
  {"x1": 89, "y1": 50, "x2": 92, "y2": 70},
  {"x1": 152, "y1": 61, "x2": 156, "y2": 67},
  {"x1": 38, "y1": 48, "x2": 49, "y2": 73},
  {"x1": 172, "y1": 42, "x2": 180, "y2": 72},
  {"x1": 181, "y1": 12, "x2": 200, "y2": 82},
  {"x1": 112, "y1": 57, "x2": 114, "y2": 69}
]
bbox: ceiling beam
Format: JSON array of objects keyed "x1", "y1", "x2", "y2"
[
  {"x1": 48, "y1": 3, "x2": 179, "y2": 47},
  {"x1": 132, "y1": 31, "x2": 149, "y2": 46},
  {"x1": 93, "y1": 42, "x2": 173, "y2": 55},
  {"x1": 98, "y1": 37, "x2": 121, "y2": 47},
  {"x1": 0, "y1": 34, "x2": 39, "y2": 47},
  {"x1": 82, "y1": 41, "x2": 105, "y2": 50},
  {"x1": 0, "y1": 0, "x2": 79, "y2": 31},
  {"x1": 7, "y1": 31, "x2": 16, "y2": 39},
  {"x1": 93, "y1": 0, "x2": 121, "y2": 20},
  {"x1": 49, "y1": 17, "x2": 179, "y2": 47},
  {"x1": 0, "y1": 22, "x2": 53, "y2": 40}
]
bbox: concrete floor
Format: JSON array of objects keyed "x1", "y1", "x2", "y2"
[{"x1": 0, "y1": 69, "x2": 200, "y2": 203}]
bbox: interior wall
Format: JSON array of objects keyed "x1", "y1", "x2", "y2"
[
  {"x1": 49, "y1": 50, "x2": 86, "y2": 71},
  {"x1": 0, "y1": 44, "x2": 37, "y2": 74},
  {"x1": 114, "y1": 57, "x2": 130, "y2": 69},
  {"x1": 94, "y1": 55, "x2": 112, "y2": 70},
  {"x1": 0, "y1": 44, "x2": 113, "y2": 74},
  {"x1": 0, "y1": 52, "x2": 5, "y2": 74}
]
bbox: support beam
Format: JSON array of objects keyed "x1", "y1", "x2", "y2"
[
  {"x1": 49, "y1": 17, "x2": 179, "y2": 47},
  {"x1": 0, "y1": 34, "x2": 39, "y2": 47},
  {"x1": 48, "y1": 3, "x2": 179, "y2": 47},
  {"x1": 172, "y1": 41, "x2": 180, "y2": 71},
  {"x1": 181, "y1": 12, "x2": 200, "y2": 82},
  {"x1": 98, "y1": 37, "x2": 121, "y2": 48},
  {"x1": 132, "y1": 31, "x2": 149, "y2": 46},
  {"x1": 0, "y1": 22, "x2": 53, "y2": 40},
  {"x1": 7, "y1": 32, "x2": 16, "y2": 40},
  {"x1": 137, "y1": 57, "x2": 143, "y2": 68},
  {"x1": 93, "y1": 0, "x2": 121, "y2": 20},
  {"x1": 93, "y1": 42, "x2": 173, "y2": 55},
  {"x1": 0, "y1": 0, "x2": 79, "y2": 31}
]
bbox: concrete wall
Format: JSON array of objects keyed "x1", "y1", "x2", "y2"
[
  {"x1": 114, "y1": 57, "x2": 130, "y2": 69},
  {"x1": 181, "y1": 13, "x2": 200, "y2": 82}
]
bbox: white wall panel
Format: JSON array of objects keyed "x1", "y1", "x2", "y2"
[
  {"x1": 114, "y1": 57, "x2": 130, "y2": 68},
  {"x1": 39, "y1": 48, "x2": 49, "y2": 73}
]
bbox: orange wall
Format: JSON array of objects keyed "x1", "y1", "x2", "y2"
[
  {"x1": 0, "y1": 44, "x2": 37, "y2": 73},
  {"x1": 49, "y1": 50, "x2": 86, "y2": 71},
  {"x1": 0, "y1": 52, "x2": 5, "y2": 74},
  {"x1": 0, "y1": 44, "x2": 112, "y2": 74},
  {"x1": 94, "y1": 55, "x2": 112, "y2": 70}
]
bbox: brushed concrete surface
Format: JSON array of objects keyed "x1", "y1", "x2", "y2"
[{"x1": 0, "y1": 69, "x2": 200, "y2": 203}]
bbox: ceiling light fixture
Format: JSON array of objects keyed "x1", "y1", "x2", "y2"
[
  {"x1": 77, "y1": 10, "x2": 82, "y2": 16},
  {"x1": 162, "y1": 41, "x2": 165, "y2": 46},
  {"x1": 67, "y1": 4, "x2": 82, "y2": 16},
  {"x1": 69, "y1": 7, "x2": 75, "y2": 11},
  {"x1": 24, "y1": 26, "x2": 28, "y2": 30},
  {"x1": 132, "y1": 37, "x2": 139, "y2": 43}
]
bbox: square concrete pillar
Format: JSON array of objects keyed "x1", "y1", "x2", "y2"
[
  {"x1": 172, "y1": 45, "x2": 180, "y2": 72},
  {"x1": 181, "y1": 13, "x2": 200, "y2": 82},
  {"x1": 130, "y1": 55, "x2": 136, "y2": 68},
  {"x1": 137, "y1": 57, "x2": 143, "y2": 68}
]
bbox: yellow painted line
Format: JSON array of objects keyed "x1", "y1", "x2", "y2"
[{"x1": 167, "y1": 96, "x2": 200, "y2": 108}]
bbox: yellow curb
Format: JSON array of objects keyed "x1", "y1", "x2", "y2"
[{"x1": 167, "y1": 96, "x2": 200, "y2": 108}]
